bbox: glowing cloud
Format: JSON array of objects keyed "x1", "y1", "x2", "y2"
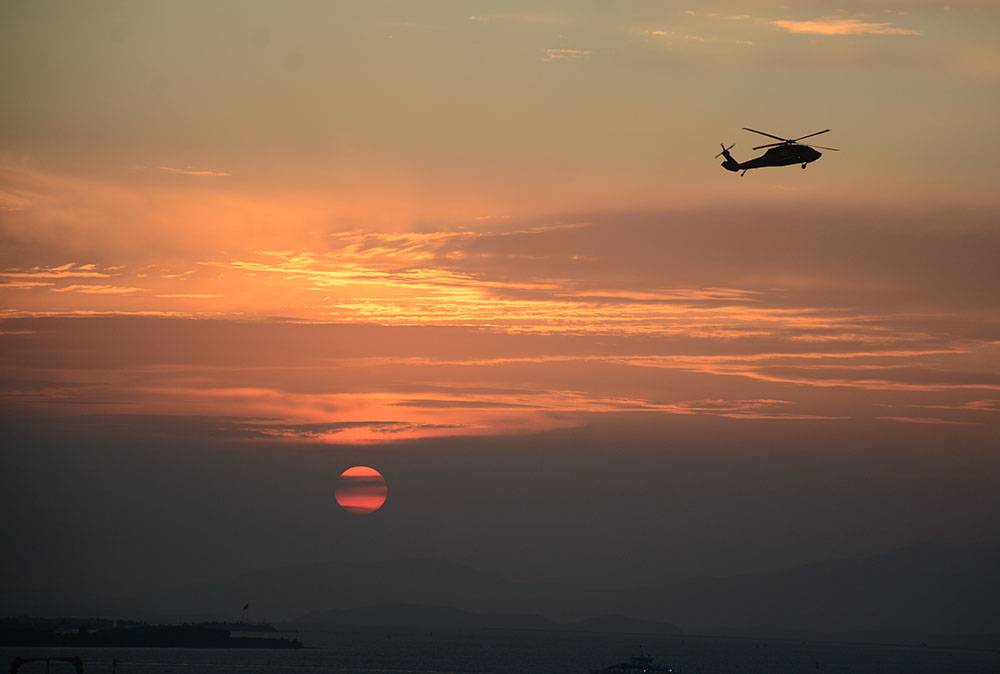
[{"x1": 770, "y1": 17, "x2": 921, "y2": 36}]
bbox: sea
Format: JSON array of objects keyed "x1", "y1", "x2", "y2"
[{"x1": 4, "y1": 628, "x2": 1000, "y2": 674}]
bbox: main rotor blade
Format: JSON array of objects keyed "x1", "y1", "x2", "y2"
[
  {"x1": 803, "y1": 144, "x2": 840, "y2": 151},
  {"x1": 743, "y1": 127, "x2": 788, "y2": 142},
  {"x1": 793, "y1": 129, "x2": 830, "y2": 142},
  {"x1": 752, "y1": 142, "x2": 785, "y2": 150}
]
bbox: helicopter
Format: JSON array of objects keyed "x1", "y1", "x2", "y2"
[{"x1": 717, "y1": 128, "x2": 839, "y2": 176}]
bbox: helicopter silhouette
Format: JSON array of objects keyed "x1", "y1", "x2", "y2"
[{"x1": 717, "y1": 128, "x2": 839, "y2": 176}]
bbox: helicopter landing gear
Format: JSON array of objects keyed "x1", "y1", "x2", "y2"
[{"x1": 801, "y1": 163, "x2": 807, "y2": 169}]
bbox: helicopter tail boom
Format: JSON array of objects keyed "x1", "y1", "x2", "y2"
[{"x1": 716, "y1": 143, "x2": 740, "y2": 172}]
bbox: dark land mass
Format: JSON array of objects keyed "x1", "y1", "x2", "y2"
[
  {"x1": 121, "y1": 540, "x2": 1000, "y2": 645},
  {"x1": 0, "y1": 618, "x2": 301, "y2": 649}
]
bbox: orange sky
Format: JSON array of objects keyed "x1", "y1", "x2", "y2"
[{"x1": 1, "y1": 1, "x2": 998, "y2": 445}]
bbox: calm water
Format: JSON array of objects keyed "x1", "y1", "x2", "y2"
[{"x1": 4, "y1": 629, "x2": 1000, "y2": 674}]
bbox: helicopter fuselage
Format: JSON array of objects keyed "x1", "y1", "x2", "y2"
[
  {"x1": 722, "y1": 144, "x2": 822, "y2": 173},
  {"x1": 743, "y1": 143, "x2": 822, "y2": 169}
]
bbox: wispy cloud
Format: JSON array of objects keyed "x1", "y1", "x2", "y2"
[
  {"x1": 4, "y1": 369, "x2": 846, "y2": 444},
  {"x1": 543, "y1": 48, "x2": 592, "y2": 62},
  {"x1": 223, "y1": 419, "x2": 461, "y2": 442},
  {"x1": 4, "y1": 313, "x2": 998, "y2": 445},
  {"x1": 1, "y1": 281, "x2": 55, "y2": 289},
  {"x1": 770, "y1": 17, "x2": 921, "y2": 36},
  {"x1": 698, "y1": 12, "x2": 922, "y2": 37},
  {"x1": 650, "y1": 30, "x2": 708, "y2": 42},
  {"x1": 336, "y1": 347, "x2": 999, "y2": 395},
  {"x1": 51, "y1": 284, "x2": 146, "y2": 295},
  {"x1": 646, "y1": 29, "x2": 753, "y2": 46},
  {"x1": 4, "y1": 196, "x2": 999, "y2": 444},
  {"x1": 468, "y1": 12, "x2": 566, "y2": 26},
  {"x1": 878, "y1": 416, "x2": 980, "y2": 426},
  {"x1": 220, "y1": 249, "x2": 856, "y2": 336},
  {"x1": 158, "y1": 166, "x2": 232, "y2": 177},
  {"x1": 0, "y1": 263, "x2": 110, "y2": 280}
]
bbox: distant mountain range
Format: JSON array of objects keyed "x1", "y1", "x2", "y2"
[
  {"x1": 117, "y1": 539, "x2": 999, "y2": 639},
  {"x1": 634, "y1": 539, "x2": 1000, "y2": 636},
  {"x1": 294, "y1": 604, "x2": 681, "y2": 635}
]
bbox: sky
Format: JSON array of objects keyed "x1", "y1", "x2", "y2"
[{"x1": 2, "y1": 1, "x2": 999, "y2": 626}]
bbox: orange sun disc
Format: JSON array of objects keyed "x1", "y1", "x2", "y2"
[{"x1": 335, "y1": 465, "x2": 388, "y2": 515}]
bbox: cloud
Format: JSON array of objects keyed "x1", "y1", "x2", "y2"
[
  {"x1": 223, "y1": 247, "x2": 845, "y2": 336},
  {"x1": 770, "y1": 17, "x2": 921, "y2": 36},
  {"x1": 392, "y1": 399, "x2": 542, "y2": 409},
  {"x1": 543, "y1": 48, "x2": 592, "y2": 62},
  {"x1": 158, "y1": 166, "x2": 232, "y2": 177},
  {"x1": 5, "y1": 205, "x2": 1000, "y2": 354},
  {"x1": 614, "y1": 351, "x2": 1000, "y2": 393},
  {"x1": 4, "y1": 315, "x2": 998, "y2": 446},
  {"x1": 3, "y1": 371, "x2": 846, "y2": 444},
  {"x1": 0, "y1": 263, "x2": 110, "y2": 280},
  {"x1": 646, "y1": 29, "x2": 754, "y2": 47},
  {"x1": 51, "y1": 284, "x2": 146, "y2": 295},
  {"x1": 650, "y1": 30, "x2": 707, "y2": 42},
  {"x1": 964, "y1": 399, "x2": 1000, "y2": 412},
  {"x1": 221, "y1": 419, "x2": 462, "y2": 441},
  {"x1": 468, "y1": 12, "x2": 566, "y2": 26},
  {"x1": 878, "y1": 416, "x2": 980, "y2": 426},
  {"x1": 1, "y1": 281, "x2": 54, "y2": 289},
  {"x1": 658, "y1": 398, "x2": 844, "y2": 420},
  {"x1": 349, "y1": 347, "x2": 1000, "y2": 395},
  {"x1": 3, "y1": 198, "x2": 999, "y2": 444},
  {"x1": 698, "y1": 12, "x2": 923, "y2": 43}
]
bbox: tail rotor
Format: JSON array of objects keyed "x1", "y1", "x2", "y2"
[{"x1": 714, "y1": 143, "x2": 735, "y2": 159}]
